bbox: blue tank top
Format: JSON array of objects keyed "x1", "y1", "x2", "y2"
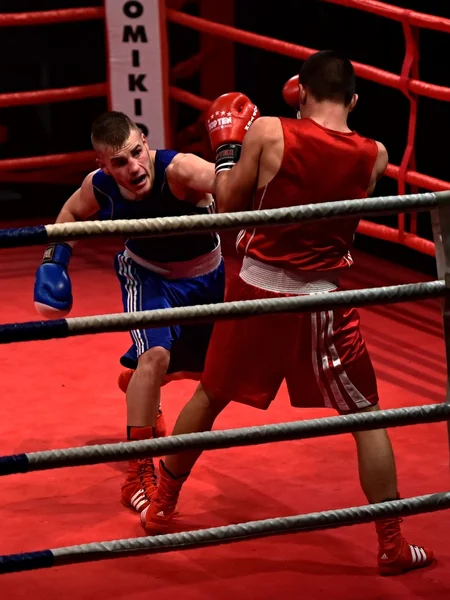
[{"x1": 92, "y1": 149, "x2": 219, "y2": 262}]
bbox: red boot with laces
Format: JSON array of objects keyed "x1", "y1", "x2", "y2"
[
  {"x1": 376, "y1": 516, "x2": 434, "y2": 576},
  {"x1": 141, "y1": 460, "x2": 188, "y2": 534},
  {"x1": 121, "y1": 425, "x2": 160, "y2": 513}
]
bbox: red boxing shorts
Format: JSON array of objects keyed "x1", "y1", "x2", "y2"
[{"x1": 201, "y1": 274, "x2": 379, "y2": 414}]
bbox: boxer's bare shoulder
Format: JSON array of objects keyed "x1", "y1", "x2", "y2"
[
  {"x1": 367, "y1": 141, "x2": 388, "y2": 195},
  {"x1": 56, "y1": 171, "x2": 99, "y2": 225}
]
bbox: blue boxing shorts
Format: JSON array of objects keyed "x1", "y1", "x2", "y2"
[{"x1": 115, "y1": 248, "x2": 225, "y2": 378}]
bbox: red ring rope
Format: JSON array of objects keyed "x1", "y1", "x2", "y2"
[
  {"x1": 0, "y1": 84, "x2": 107, "y2": 108},
  {"x1": 169, "y1": 87, "x2": 211, "y2": 112},
  {"x1": 357, "y1": 221, "x2": 435, "y2": 256},
  {"x1": 167, "y1": 2, "x2": 450, "y2": 257},
  {"x1": 0, "y1": 7, "x2": 106, "y2": 187},
  {"x1": 167, "y1": 86, "x2": 442, "y2": 257},
  {"x1": 0, "y1": 151, "x2": 96, "y2": 171},
  {"x1": 166, "y1": 9, "x2": 450, "y2": 102},
  {"x1": 168, "y1": 86, "x2": 450, "y2": 193},
  {"x1": 0, "y1": 8, "x2": 104, "y2": 27},
  {"x1": 0, "y1": 2, "x2": 448, "y2": 259},
  {"x1": 325, "y1": 0, "x2": 450, "y2": 33}
]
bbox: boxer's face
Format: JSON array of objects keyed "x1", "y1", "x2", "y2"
[{"x1": 97, "y1": 129, "x2": 154, "y2": 199}]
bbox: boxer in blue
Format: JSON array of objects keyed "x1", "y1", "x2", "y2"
[{"x1": 33, "y1": 111, "x2": 225, "y2": 516}]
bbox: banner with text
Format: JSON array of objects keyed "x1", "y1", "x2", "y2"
[{"x1": 104, "y1": 0, "x2": 168, "y2": 148}]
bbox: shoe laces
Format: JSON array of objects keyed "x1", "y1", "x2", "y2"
[
  {"x1": 155, "y1": 470, "x2": 183, "y2": 512},
  {"x1": 376, "y1": 516, "x2": 404, "y2": 547},
  {"x1": 138, "y1": 458, "x2": 157, "y2": 493}
]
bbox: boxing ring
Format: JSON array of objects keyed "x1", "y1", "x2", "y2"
[
  {"x1": 1, "y1": 1, "x2": 450, "y2": 596},
  {"x1": 1, "y1": 190, "x2": 450, "y2": 576}
]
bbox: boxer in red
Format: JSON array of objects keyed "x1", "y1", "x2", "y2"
[{"x1": 142, "y1": 51, "x2": 434, "y2": 575}]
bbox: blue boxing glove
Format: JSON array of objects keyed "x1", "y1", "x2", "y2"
[{"x1": 34, "y1": 243, "x2": 73, "y2": 318}]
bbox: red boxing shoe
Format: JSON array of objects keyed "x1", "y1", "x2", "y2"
[
  {"x1": 121, "y1": 457, "x2": 158, "y2": 513},
  {"x1": 141, "y1": 460, "x2": 188, "y2": 534},
  {"x1": 121, "y1": 426, "x2": 158, "y2": 514},
  {"x1": 376, "y1": 517, "x2": 434, "y2": 576}
]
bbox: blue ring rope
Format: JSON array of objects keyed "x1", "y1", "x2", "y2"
[
  {"x1": 0, "y1": 319, "x2": 69, "y2": 343},
  {"x1": 0, "y1": 225, "x2": 48, "y2": 249}
]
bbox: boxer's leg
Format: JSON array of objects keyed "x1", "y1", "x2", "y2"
[
  {"x1": 164, "y1": 382, "x2": 229, "y2": 477},
  {"x1": 126, "y1": 347, "x2": 169, "y2": 427},
  {"x1": 141, "y1": 276, "x2": 286, "y2": 534},
  {"x1": 119, "y1": 345, "x2": 166, "y2": 438},
  {"x1": 115, "y1": 252, "x2": 173, "y2": 513},
  {"x1": 302, "y1": 306, "x2": 434, "y2": 575}
]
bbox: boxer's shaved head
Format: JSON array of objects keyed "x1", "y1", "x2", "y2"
[
  {"x1": 91, "y1": 111, "x2": 141, "y2": 151},
  {"x1": 300, "y1": 50, "x2": 356, "y2": 106},
  {"x1": 91, "y1": 110, "x2": 153, "y2": 200}
]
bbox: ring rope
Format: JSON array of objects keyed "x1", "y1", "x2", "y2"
[
  {"x1": 325, "y1": 0, "x2": 450, "y2": 34},
  {"x1": 1, "y1": 492, "x2": 449, "y2": 574},
  {"x1": 1, "y1": 404, "x2": 449, "y2": 477},
  {"x1": 0, "y1": 191, "x2": 446, "y2": 249},
  {"x1": 170, "y1": 84, "x2": 448, "y2": 257},
  {"x1": 167, "y1": 8, "x2": 450, "y2": 101},
  {"x1": 0, "y1": 150, "x2": 95, "y2": 173},
  {"x1": 0, "y1": 4, "x2": 445, "y2": 578},
  {"x1": 170, "y1": 83, "x2": 450, "y2": 193},
  {"x1": 0, "y1": 281, "x2": 445, "y2": 346},
  {"x1": 0, "y1": 8, "x2": 105, "y2": 27},
  {"x1": 0, "y1": 83, "x2": 107, "y2": 108}
]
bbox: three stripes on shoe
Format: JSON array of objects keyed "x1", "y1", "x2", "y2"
[
  {"x1": 380, "y1": 544, "x2": 429, "y2": 564},
  {"x1": 130, "y1": 488, "x2": 149, "y2": 512}
]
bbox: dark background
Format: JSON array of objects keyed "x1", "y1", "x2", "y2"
[{"x1": 0, "y1": 0, "x2": 448, "y2": 274}]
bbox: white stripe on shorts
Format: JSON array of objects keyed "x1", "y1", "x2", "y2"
[
  {"x1": 117, "y1": 252, "x2": 148, "y2": 356},
  {"x1": 311, "y1": 310, "x2": 371, "y2": 412},
  {"x1": 317, "y1": 311, "x2": 350, "y2": 412},
  {"x1": 310, "y1": 312, "x2": 333, "y2": 409},
  {"x1": 325, "y1": 310, "x2": 372, "y2": 409}
]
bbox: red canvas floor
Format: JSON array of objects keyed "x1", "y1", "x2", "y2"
[{"x1": 0, "y1": 237, "x2": 449, "y2": 599}]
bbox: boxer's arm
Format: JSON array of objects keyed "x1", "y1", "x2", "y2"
[
  {"x1": 166, "y1": 153, "x2": 215, "y2": 207},
  {"x1": 34, "y1": 171, "x2": 100, "y2": 317},
  {"x1": 214, "y1": 118, "x2": 268, "y2": 213},
  {"x1": 56, "y1": 171, "x2": 100, "y2": 247},
  {"x1": 367, "y1": 142, "x2": 388, "y2": 196}
]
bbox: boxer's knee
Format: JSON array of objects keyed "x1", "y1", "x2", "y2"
[
  {"x1": 356, "y1": 403, "x2": 380, "y2": 416},
  {"x1": 137, "y1": 346, "x2": 170, "y2": 383},
  {"x1": 196, "y1": 382, "x2": 230, "y2": 418},
  {"x1": 351, "y1": 402, "x2": 393, "y2": 447}
]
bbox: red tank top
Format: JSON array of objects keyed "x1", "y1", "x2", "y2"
[{"x1": 236, "y1": 117, "x2": 378, "y2": 271}]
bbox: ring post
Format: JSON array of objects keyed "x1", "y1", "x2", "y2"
[{"x1": 433, "y1": 192, "x2": 450, "y2": 457}]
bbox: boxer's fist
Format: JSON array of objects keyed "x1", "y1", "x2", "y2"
[
  {"x1": 283, "y1": 75, "x2": 300, "y2": 111},
  {"x1": 34, "y1": 243, "x2": 73, "y2": 318},
  {"x1": 206, "y1": 92, "x2": 260, "y2": 174},
  {"x1": 206, "y1": 92, "x2": 259, "y2": 150}
]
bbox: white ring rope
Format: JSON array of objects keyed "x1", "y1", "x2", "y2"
[
  {"x1": 45, "y1": 191, "x2": 447, "y2": 240},
  {"x1": 0, "y1": 191, "x2": 447, "y2": 250},
  {"x1": 0, "y1": 281, "x2": 445, "y2": 345}
]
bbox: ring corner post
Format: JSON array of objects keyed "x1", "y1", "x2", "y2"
[{"x1": 432, "y1": 190, "x2": 450, "y2": 461}]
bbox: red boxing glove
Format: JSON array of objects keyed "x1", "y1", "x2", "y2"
[
  {"x1": 206, "y1": 92, "x2": 260, "y2": 174},
  {"x1": 282, "y1": 75, "x2": 300, "y2": 110}
]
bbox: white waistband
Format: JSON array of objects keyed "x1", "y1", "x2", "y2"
[
  {"x1": 239, "y1": 256, "x2": 340, "y2": 295},
  {"x1": 124, "y1": 242, "x2": 222, "y2": 279}
]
